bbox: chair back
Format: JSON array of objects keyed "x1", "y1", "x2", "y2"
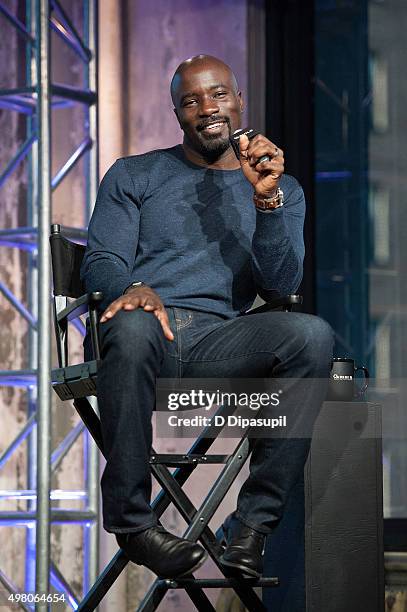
[{"x1": 49, "y1": 224, "x2": 85, "y2": 298}]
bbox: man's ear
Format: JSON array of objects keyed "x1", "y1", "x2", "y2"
[
  {"x1": 173, "y1": 107, "x2": 181, "y2": 127},
  {"x1": 238, "y1": 91, "x2": 244, "y2": 113}
]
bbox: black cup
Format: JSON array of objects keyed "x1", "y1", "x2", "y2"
[{"x1": 327, "y1": 357, "x2": 369, "y2": 401}]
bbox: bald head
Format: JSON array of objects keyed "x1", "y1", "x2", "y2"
[{"x1": 170, "y1": 55, "x2": 239, "y2": 106}]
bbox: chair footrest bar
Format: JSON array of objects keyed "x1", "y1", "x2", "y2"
[
  {"x1": 149, "y1": 454, "x2": 229, "y2": 465},
  {"x1": 157, "y1": 577, "x2": 279, "y2": 589}
]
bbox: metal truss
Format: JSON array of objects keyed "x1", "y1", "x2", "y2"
[{"x1": 0, "y1": 1, "x2": 98, "y2": 607}]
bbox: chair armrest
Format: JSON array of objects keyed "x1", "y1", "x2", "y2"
[
  {"x1": 245, "y1": 294, "x2": 303, "y2": 315},
  {"x1": 52, "y1": 360, "x2": 100, "y2": 400},
  {"x1": 56, "y1": 291, "x2": 103, "y2": 324},
  {"x1": 54, "y1": 291, "x2": 103, "y2": 366}
]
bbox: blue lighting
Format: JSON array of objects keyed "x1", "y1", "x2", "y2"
[
  {"x1": 316, "y1": 170, "x2": 352, "y2": 181},
  {"x1": 0, "y1": 490, "x2": 88, "y2": 500},
  {"x1": 50, "y1": 568, "x2": 79, "y2": 610}
]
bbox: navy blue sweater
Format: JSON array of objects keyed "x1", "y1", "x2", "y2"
[{"x1": 81, "y1": 145, "x2": 305, "y2": 317}]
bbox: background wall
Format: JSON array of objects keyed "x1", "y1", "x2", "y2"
[{"x1": 100, "y1": 0, "x2": 249, "y2": 175}]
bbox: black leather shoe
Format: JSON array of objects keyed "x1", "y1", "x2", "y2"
[
  {"x1": 116, "y1": 526, "x2": 207, "y2": 578},
  {"x1": 219, "y1": 514, "x2": 265, "y2": 578}
]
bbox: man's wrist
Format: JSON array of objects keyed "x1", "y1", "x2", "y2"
[
  {"x1": 253, "y1": 188, "x2": 284, "y2": 212},
  {"x1": 123, "y1": 281, "x2": 145, "y2": 295}
]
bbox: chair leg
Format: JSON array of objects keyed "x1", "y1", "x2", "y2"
[
  {"x1": 185, "y1": 586, "x2": 217, "y2": 611},
  {"x1": 73, "y1": 427, "x2": 220, "y2": 611},
  {"x1": 141, "y1": 437, "x2": 266, "y2": 612},
  {"x1": 74, "y1": 398, "x2": 104, "y2": 454},
  {"x1": 76, "y1": 550, "x2": 128, "y2": 612},
  {"x1": 73, "y1": 400, "x2": 269, "y2": 611}
]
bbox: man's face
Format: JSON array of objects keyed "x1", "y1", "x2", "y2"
[{"x1": 172, "y1": 61, "x2": 243, "y2": 160}]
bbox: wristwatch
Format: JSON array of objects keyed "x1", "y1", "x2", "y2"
[
  {"x1": 123, "y1": 281, "x2": 145, "y2": 295},
  {"x1": 253, "y1": 187, "x2": 284, "y2": 211}
]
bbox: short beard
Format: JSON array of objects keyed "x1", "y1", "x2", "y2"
[
  {"x1": 194, "y1": 135, "x2": 231, "y2": 163},
  {"x1": 188, "y1": 115, "x2": 232, "y2": 163}
]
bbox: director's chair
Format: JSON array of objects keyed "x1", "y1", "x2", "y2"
[{"x1": 50, "y1": 223, "x2": 302, "y2": 612}]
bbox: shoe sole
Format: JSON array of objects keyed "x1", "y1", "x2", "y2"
[{"x1": 219, "y1": 556, "x2": 261, "y2": 579}]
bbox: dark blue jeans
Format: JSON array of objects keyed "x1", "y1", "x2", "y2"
[{"x1": 92, "y1": 307, "x2": 334, "y2": 535}]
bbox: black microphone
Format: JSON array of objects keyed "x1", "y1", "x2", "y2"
[{"x1": 230, "y1": 128, "x2": 270, "y2": 164}]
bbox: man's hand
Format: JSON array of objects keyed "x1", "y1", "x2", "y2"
[
  {"x1": 239, "y1": 133, "x2": 284, "y2": 198},
  {"x1": 100, "y1": 285, "x2": 174, "y2": 341}
]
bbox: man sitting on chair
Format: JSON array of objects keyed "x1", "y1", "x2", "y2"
[{"x1": 81, "y1": 54, "x2": 334, "y2": 579}]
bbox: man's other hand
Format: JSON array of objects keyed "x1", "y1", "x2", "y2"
[
  {"x1": 239, "y1": 133, "x2": 284, "y2": 198},
  {"x1": 100, "y1": 285, "x2": 174, "y2": 341}
]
